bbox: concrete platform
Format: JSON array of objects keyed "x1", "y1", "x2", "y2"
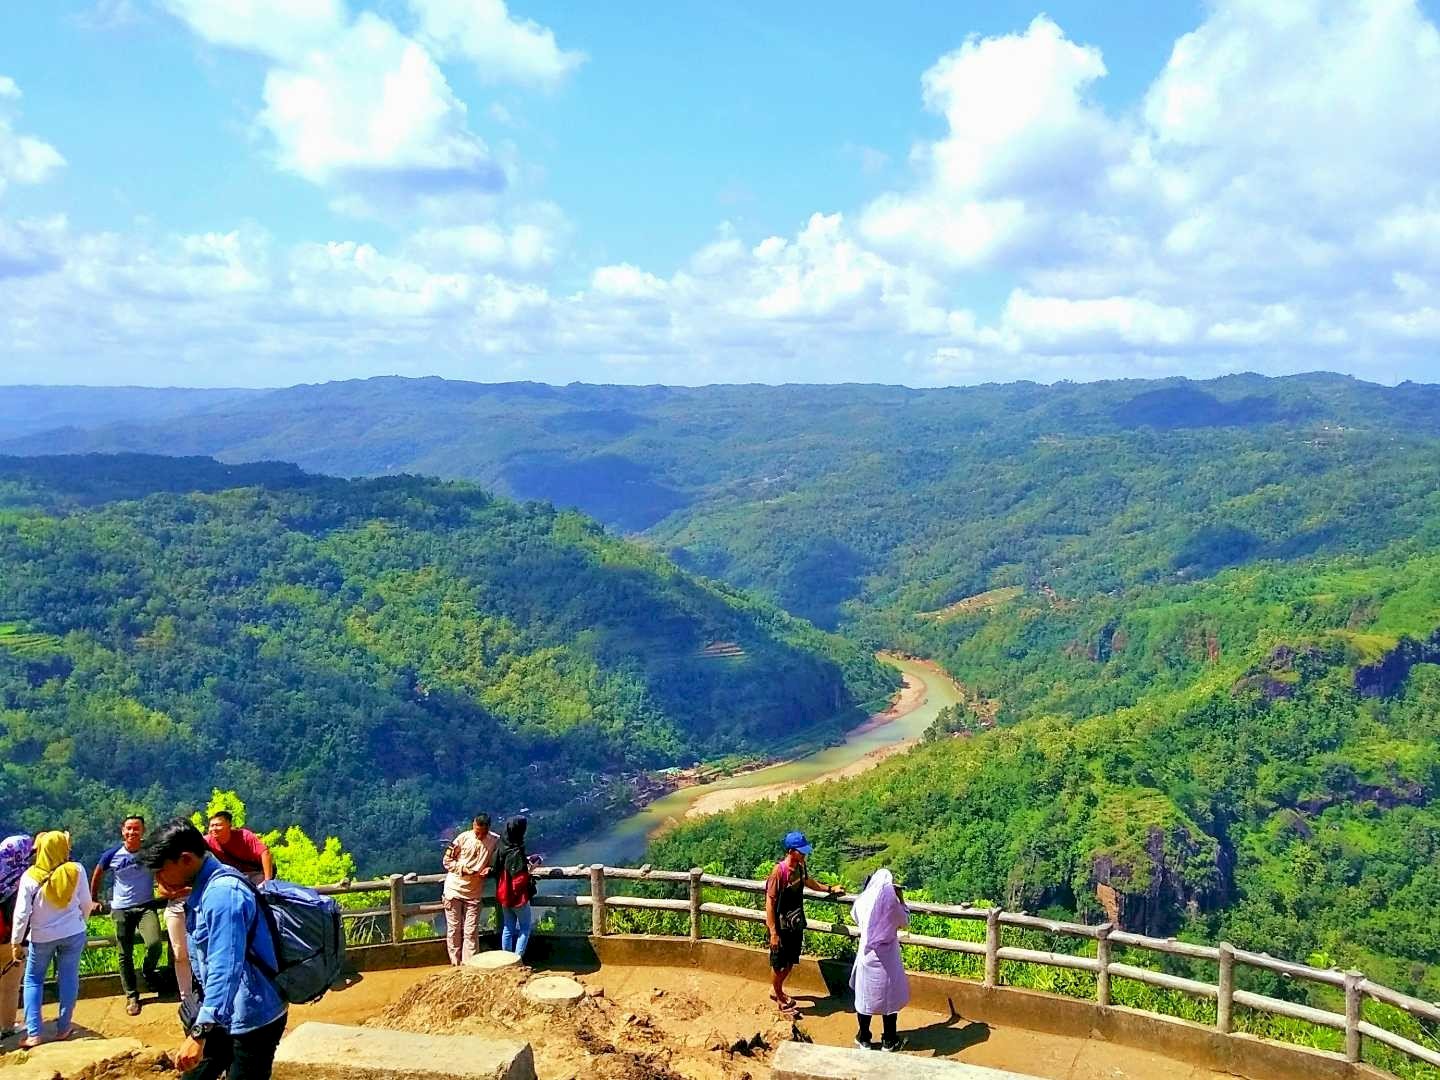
[
  {"x1": 272, "y1": 1022, "x2": 535, "y2": 1080},
  {"x1": 773, "y1": 1043, "x2": 1045, "y2": 1078}
]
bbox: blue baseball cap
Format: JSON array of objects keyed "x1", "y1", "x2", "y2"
[{"x1": 782, "y1": 830, "x2": 813, "y2": 855}]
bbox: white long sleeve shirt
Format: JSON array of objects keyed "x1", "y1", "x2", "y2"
[{"x1": 10, "y1": 867, "x2": 91, "y2": 945}]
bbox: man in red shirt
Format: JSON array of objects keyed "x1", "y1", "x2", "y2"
[{"x1": 205, "y1": 812, "x2": 275, "y2": 885}]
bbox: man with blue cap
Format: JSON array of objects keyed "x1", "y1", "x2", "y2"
[{"x1": 765, "y1": 830, "x2": 844, "y2": 1014}]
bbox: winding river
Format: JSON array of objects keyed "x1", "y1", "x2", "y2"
[{"x1": 551, "y1": 655, "x2": 964, "y2": 867}]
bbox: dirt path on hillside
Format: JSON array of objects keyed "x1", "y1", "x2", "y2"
[{"x1": 682, "y1": 662, "x2": 947, "y2": 820}]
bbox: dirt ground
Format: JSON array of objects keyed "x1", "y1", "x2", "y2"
[{"x1": 2, "y1": 957, "x2": 1245, "y2": 1080}]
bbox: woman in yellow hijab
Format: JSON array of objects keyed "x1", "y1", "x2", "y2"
[
  {"x1": 26, "y1": 832, "x2": 80, "y2": 908},
  {"x1": 11, "y1": 830, "x2": 93, "y2": 1047}
]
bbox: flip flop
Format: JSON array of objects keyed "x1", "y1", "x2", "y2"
[
  {"x1": 53, "y1": 1028, "x2": 74, "y2": 1042},
  {"x1": 18, "y1": 1036, "x2": 43, "y2": 1050}
]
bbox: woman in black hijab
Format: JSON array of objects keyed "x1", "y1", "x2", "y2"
[{"x1": 494, "y1": 817, "x2": 536, "y2": 957}]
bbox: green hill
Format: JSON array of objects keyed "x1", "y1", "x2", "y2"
[
  {"x1": 651, "y1": 542, "x2": 1440, "y2": 1004},
  {"x1": 0, "y1": 454, "x2": 896, "y2": 867}
]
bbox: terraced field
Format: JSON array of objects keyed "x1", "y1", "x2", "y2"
[{"x1": 0, "y1": 621, "x2": 63, "y2": 655}]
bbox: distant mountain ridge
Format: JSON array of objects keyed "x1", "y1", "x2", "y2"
[
  {"x1": 0, "y1": 385, "x2": 267, "y2": 438},
  {"x1": 4, "y1": 373, "x2": 1440, "y2": 629}
]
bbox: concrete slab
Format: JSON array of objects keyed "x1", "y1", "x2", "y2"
[
  {"x1": 271, "y1": 1022, "x2": 535, "y2": 1080},
  {"x1": 462, "y1": 951, "x2": 523, "y2": 973},
  {"x1": 772, "y1": 1042, "x2": 1047, "y2": 1079},
  {"x1": 520, "y1": 975, "x2": 584, "y2": 1008},
  {"x1": 0, "y1": 1036, "x2": 146, "y2": 1080}
]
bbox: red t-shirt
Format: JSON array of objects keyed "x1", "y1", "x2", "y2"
[{"x1": 207, "y1": 828, "x2": 268, "y2": 875}]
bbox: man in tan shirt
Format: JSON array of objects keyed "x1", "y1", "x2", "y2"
[{"x1": 441, "y1": 814, "x2": 498, "y2": 965}]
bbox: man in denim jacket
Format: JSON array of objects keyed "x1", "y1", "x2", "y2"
[{"x1": 140, "y1": 819, "x2": 287, "y2": 1080}]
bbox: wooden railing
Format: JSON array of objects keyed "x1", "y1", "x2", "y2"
[{"x1": 84, "y1": 863, "x2": 1440, "y2": 1074}]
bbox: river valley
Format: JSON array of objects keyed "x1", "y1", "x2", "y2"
[{"x1": 552, "y1": 654, "x2": 965, "y2": 866}]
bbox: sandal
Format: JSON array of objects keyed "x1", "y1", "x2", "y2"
[
  {"x1": 53, "y1": 1028, "x2": 74, "y2": 1042},
  {"x1": 18, "y1": 1036, "x2": 43, "y2": 1050}
]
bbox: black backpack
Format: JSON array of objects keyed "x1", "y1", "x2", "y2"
[{"x1": 232, "y1": 872, "x2": 347, "y2": 1005}]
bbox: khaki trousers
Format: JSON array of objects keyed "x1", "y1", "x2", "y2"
[{"x1": 442, "y1": 897, "x2": 481, "y2": 966}]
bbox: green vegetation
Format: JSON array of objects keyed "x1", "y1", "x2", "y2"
[
  {"x1": 0, "y1": 455, "x2": 894, "y2": 868},
  {"x1": 9, "y1": 374, "x2": 1440, "y2": 1072},
  {"x1": 651, "y1": 542, "x2": 1440, "y2": 1072},
  {"x1": 9, "y1": 374, "x2": 1440, "y2": 631}
]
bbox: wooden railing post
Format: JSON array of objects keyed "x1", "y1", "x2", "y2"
[
  {"x1": 388, "y1": 873, "x2": 405, "y2": 944},
  {"x1": 1217, "y1": 943, "x2": 1235, "y2": 1033},
  {"x1": 983, "y1": 908, "x2": 1000, "y2": 988},
  {"x1": 1095, "y1": 922, "x2": 1113, "y2": 1007},
  {"x1": 688, "y1": 867, "x2": 704, "y2": 942},
  {"x1": 1344, "y1": 970, "x2": 1364, "y2": 1063},
  {"x1": 590, "y1": 863, "x2": 608, "y2": 937}
]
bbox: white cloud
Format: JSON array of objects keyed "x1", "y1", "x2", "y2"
[
  {"x1": 0, "y1": 215, "x2": 66, "y2": 279},
  {"x1": 0, "y1": 77, "x2": 65, "y2": 199},
  {"x1": 164, "y1": 2, "x2": 579, "y2": 213},
  {"x1": 409, "y1": 0, "x2": 583, "y2": 88},
  {"x1": 590, "y1": 263, "x2": 667, "y2": 301},
  {"x1": 10, "y1": 1, "x2": 1440, "y2": 386},
  {"x1": 858, "y1": 16, "x2": 1122, "y2": 270},
  {"x1": 405, "y1": 202, "x2": 566, "y2": 274},
  {"x1": 1001, "y1": 291, "x2": 1196, "y2": 351},
  {"x1": 160, "y1": 0, "x2": 346, "y2": 63},
  {"x1": 259, "y1": 13, "x2": 503, "y2": 199}
]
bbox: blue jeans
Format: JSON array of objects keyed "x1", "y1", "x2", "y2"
[
  {"x1": 500, "y1": 905, "x2": 533, "y2": 958},
  {"x1": 23, "y1": 931, "x2": 86, "y2": 1039}
]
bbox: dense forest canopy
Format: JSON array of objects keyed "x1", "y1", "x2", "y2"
[
  {"x1": 0, "y1": 454, "x2": 895, "y2": 867},
  {"x1": 8, "y1": 373, "x2": 1440, "y2": 630},
  {"x1": 653, "y1": 541, "x2": 1440, "y2": 1002}
]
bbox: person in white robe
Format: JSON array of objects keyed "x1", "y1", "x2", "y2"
[{"x1": 849, "y1": 868, "x2": 910, "y2": 1050}]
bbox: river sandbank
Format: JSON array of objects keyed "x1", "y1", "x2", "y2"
[{"x1": 682, "y1": 657, "x2": 962, "y2": 818}]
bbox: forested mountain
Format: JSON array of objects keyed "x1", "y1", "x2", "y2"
[
  {"x1": 653, "y1": 539, "x2": 1440, "y2": 1002},
  {"x1": 0, "y1": 386, "x2": 263, "y2": 439},
  {"x1": 0, "y1": 454, "x2": 895, "y2": 867},
  {"x1": 6, "y1": 374, "x2": 1439, "y2": 630}
]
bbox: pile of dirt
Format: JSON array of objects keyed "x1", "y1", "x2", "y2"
[
  {"x1": 41, "y1": 1049, "x2": 173, "y2": 1080},
  {"x1": 368, "y1": 966, "x2": 799, "y2": 1080}
]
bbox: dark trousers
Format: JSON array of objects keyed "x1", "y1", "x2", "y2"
[
  {"x1": 113, "y1": 907, "x2": 163, "y2": 1000},
  {"x1": 184, "y1": 1013, "x2": 287, "y2": 1080},
  {"x1": 857, "y1": 1012, "x2": 898, "y2": 1043}
]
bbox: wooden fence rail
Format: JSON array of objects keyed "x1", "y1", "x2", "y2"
[{"x1": 82, "y1": 862, "x2": 1440, "y2": 1073}]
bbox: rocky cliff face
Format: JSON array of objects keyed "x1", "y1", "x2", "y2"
[
  {"x1": 1354, "y1": 630, "x2": 1440, "y2": 697},
  {"x1": 1080, "y1": 789, "x2": 1222, "y2": 936}
]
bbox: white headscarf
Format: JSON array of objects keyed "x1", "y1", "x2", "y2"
[{"x1": 853, "y1": 868, "x2": 907, "y2": 944}]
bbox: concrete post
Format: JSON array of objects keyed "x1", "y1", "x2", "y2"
[
  {"x1": 589, "y1": 863, "x2": 607, "y2": 937},
  {"x1": 983, "y1": 908, "x2": 1000, "y2": 988},
  {"x1": 387, "y1": 873, "x2": 405, "y2": 944},
  {"x1": 1095, "y1": 922, "x2": 1113, "y2": 1007},
  {"x1": 1217, "y1": 943, "x2": 1235, "y2": 1034},
  {"x1": 688, "y1": 867, "x2": 704, "y2": 942},
  {"x1": 1344, "y1": 970, "x2": 1364, "y2": 1063}
]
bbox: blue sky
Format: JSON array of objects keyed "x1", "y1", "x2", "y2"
[{"x1": 2, "y1": 1, "x2": 1439, "y2": 387}]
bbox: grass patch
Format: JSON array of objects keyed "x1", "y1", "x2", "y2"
[
  {"x1": 0, "y1": 622, "x2": 64, "y2": 656},
  {"x1": 919, "y1": 585, "x2": 1025, "y2": 621}
]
